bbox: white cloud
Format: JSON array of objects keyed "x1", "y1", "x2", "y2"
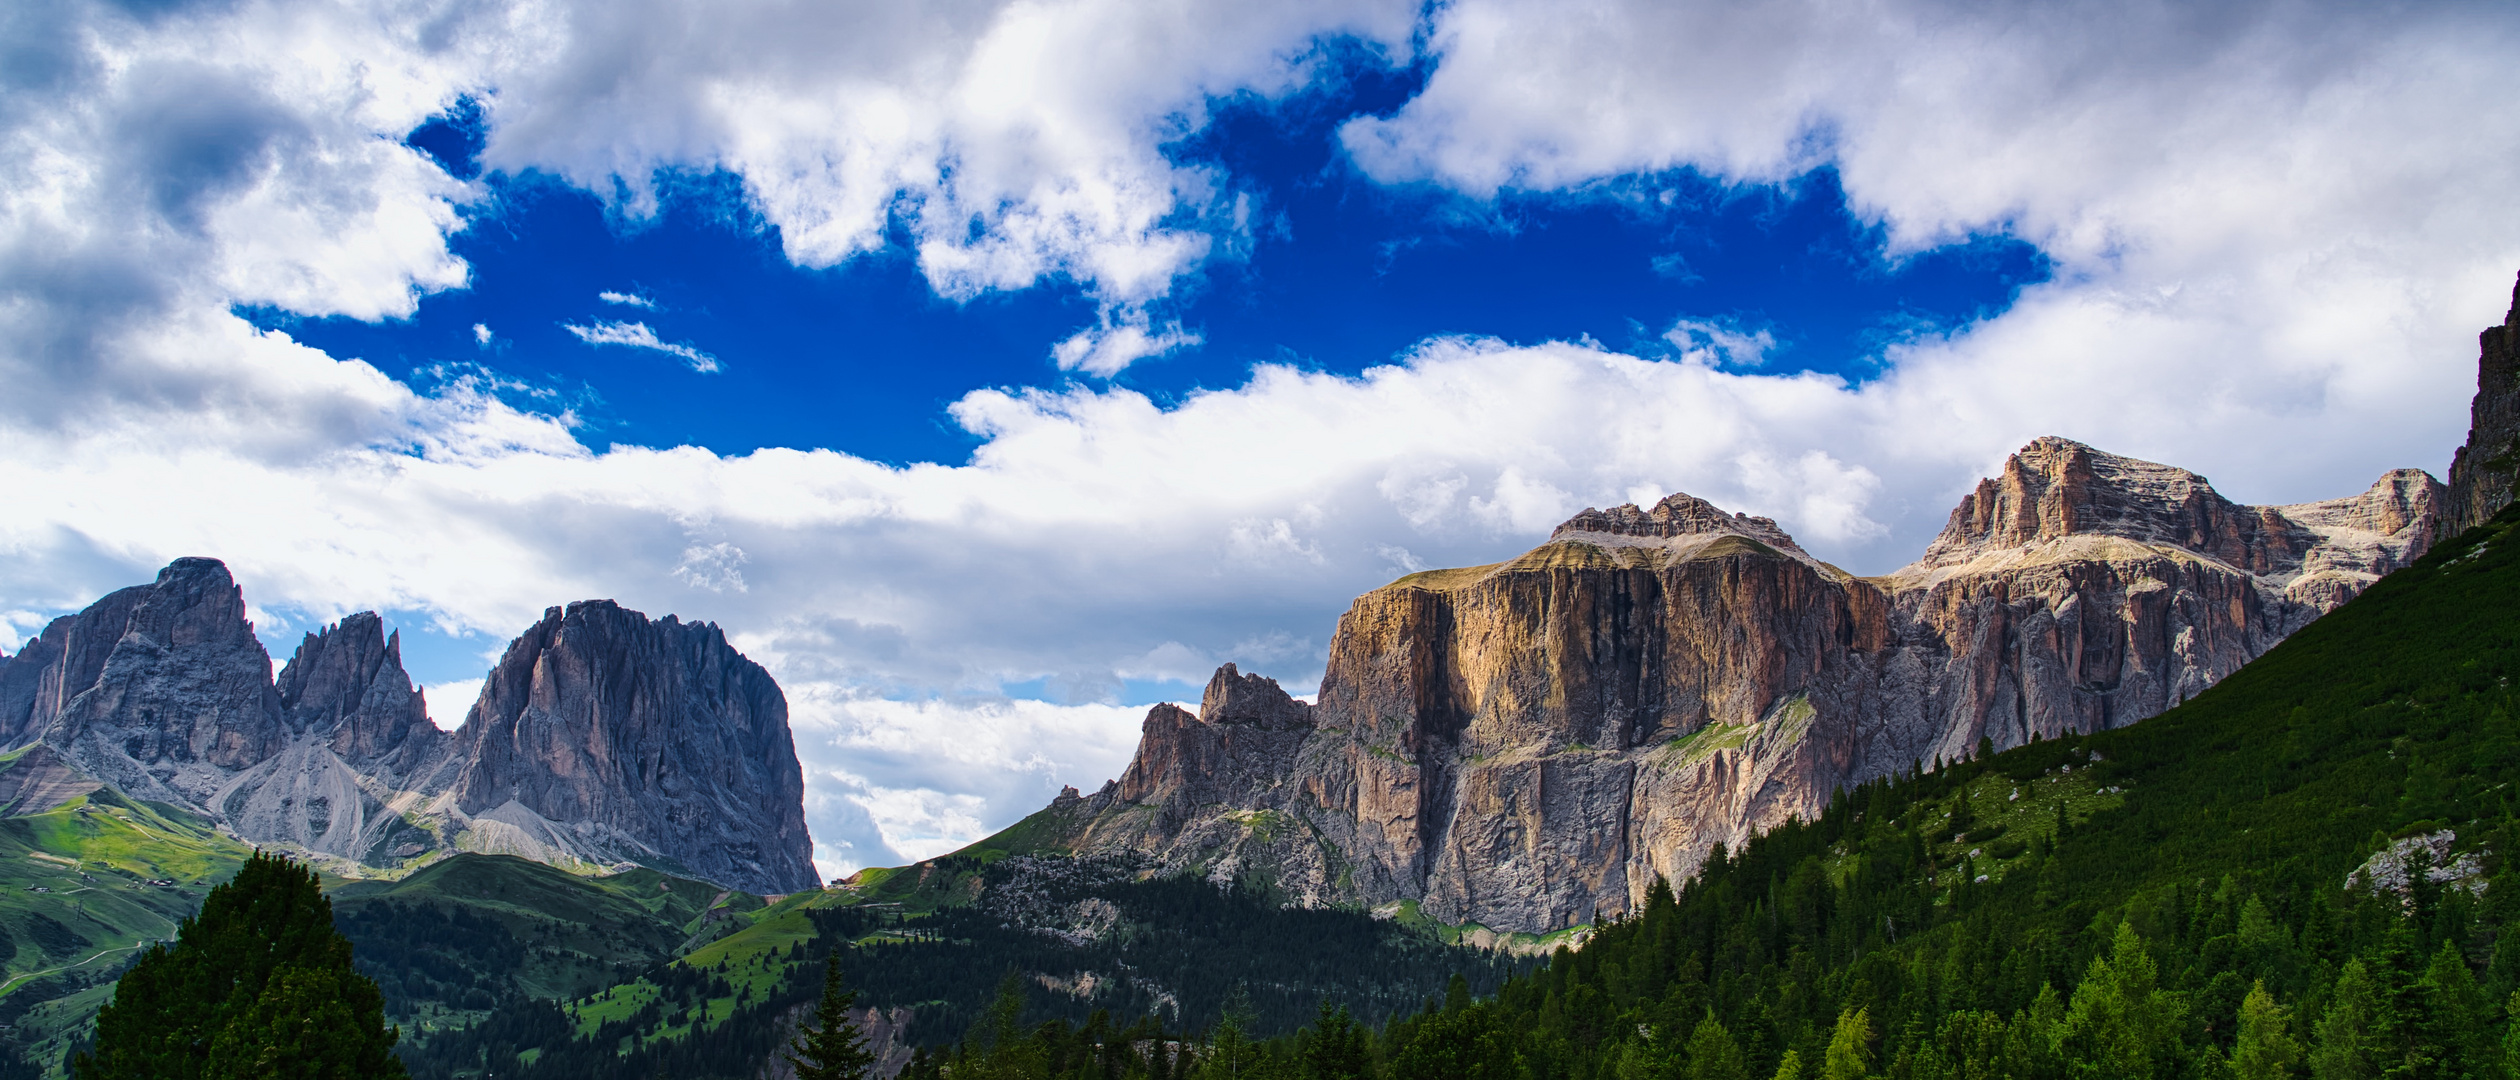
[
  {"x1": 784, "y1": 689, "x2": 1147, "y2": 871},
  {"x1": 1665, "y1": 318, "x2": 1776, "y2": 369},
  {"x1": 598, "y1": 290, "x2": 657, "y2": 309},
  {"x1": 423, "y1": 679, "x2": 485, "y2": 731},
  {"x1": 477, "y1": 0, "x2": 1419, "y2": 316},
  {"x1": 1051, "y1": 306, "x2": 1202, "y2": 376},
  {"x1": 562, "y1": 319, "x2": 722, "y2": 373},
  {"x1": 672, "y1": 542, "x2": 749, "y2": 592},
  {"x1": 472, "y1": 322, "x2": 493, "y2": 345}
]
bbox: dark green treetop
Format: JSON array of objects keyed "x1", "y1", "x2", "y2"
[
  {"x1": 76, "y1": 850, "x2": 406, "y2": 1080},
  {"x1": 787, "y1": 959, "x2": 878, "y2": 1080}
]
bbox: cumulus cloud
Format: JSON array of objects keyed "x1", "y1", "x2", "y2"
[
  {"x1": 1340, "y1": 0, "x2": 2520, "y2": 478},
  {"x1": 5, "y1": 0, "x2": 2519, "y2": 872},
  {"x1": 476, "y1": 0, "x2": 1417, "y2": 357},
  {"x1": 598, "y1": 290, "x2": 657, "y2": 308},
  {"x1": 783, "y1": 689, "x2": 1148, "y2": 873},
  {"x1": 563, "y1": 319, "x2": 721, "y2": 373},
  {"x1": 423, "y1": 679, "x2": 485, "y2": 731},
  {"x1": 1051, "y1": 307, "x2": 1203, "y2": 376}
]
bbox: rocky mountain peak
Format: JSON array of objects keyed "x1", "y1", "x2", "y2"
[
  {"x1": 1198, "y1": 663, "x2": 1313, "y2": 731},
  {"x1": 1039, "y1": 434, "x2": 2445, "y2": 934},
  {"x1": 1113, "y1": 665, "x2": 1314, "y2": 819},
  {"x1": 1917, "y1": 437, "x2": 2237, "y2": 563},
  {"x1": 1552, "y1": 492, "x2": 1812, "y2": 557},
  {"x1": 274, "y1": 611, "x2": 440, "y2": 775},
  {"x1": 2445, "y1": 271, "x2": 2520, "y2": 533},
  {"x1": 446, "y1": 599, "x2": 817, "y2": 894},
  {"x1": 31, "y1": 557, "x2": 286, "y2": 811},
  {"x1": 0, "y1": 583, "x2": 151, "y2": 748}
]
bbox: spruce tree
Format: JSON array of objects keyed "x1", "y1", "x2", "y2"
[
  {"x1": 2309, "y1": 959, "x2": 2384, "y2": 1080},
  {"x1": 786, "y1": 959, "x2": 877, "y2": 1080},
  {"x1": 2230, "y1": 981, "x2": 2302, "y2": 1080},
  {"x1": 1821, "y1": 1007, "x2": 1872, "y2": 1080},
  {"x1": 1296, "y1": 1000, "x2": 1371, "y2": 1080},
  {"x1": 1682, "y1": 1014, "x2": 1750, "y2": 1080},
  {"x1": 75, "y1": 851, "x2": 405, "y2": 1080}
]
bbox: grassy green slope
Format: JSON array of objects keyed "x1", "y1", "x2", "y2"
[
  {"x1": 0, "y1": 775, "x2": 256, "y2": 1073},
  {"x1": 1387, "y1": 504, "x2": 2520, "y2": 1078},
  {"x1": 330, "y1": 853, "x2": 757, "y2": 1031}
]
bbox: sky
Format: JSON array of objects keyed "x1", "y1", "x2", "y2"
[{"x1": 2, "y1": 0, "x2": 2517, "y2": 881}]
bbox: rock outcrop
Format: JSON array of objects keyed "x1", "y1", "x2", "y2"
[
  {"x1": 19, "y1": 558, "x2": 288, "y2": 813},
  {"x1": 2445, "y1": 272, "x2": 2520, "y2": 534},
  {"x1": 0, "y1": 561, "x2": 817, "y2": 894},
  {"x1": 275, "y1": 612, "x2": 442, "y2": 779},
  {"x1": 437, "y1": 600, "x2": 817, "y2": 894},
  {"x1": 1030, "y1": 438, "x2": 2441, "y2": 934},
  {"x1": 218, "y1": 613, "x2": 447, "y2": 863}
]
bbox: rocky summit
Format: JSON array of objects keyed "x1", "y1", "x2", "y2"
[
  {"x1": 0, "y1": 566, "x2": 817, "y2": 894},
  {"x1": 2446, "y1": 272, "x2": 2520, "y2": 533},
  {"x1": 1019, "y1": 438, "x2": 2442, "y2": 935},
  {"x1": 436, "y1": 600, "x2": 816, "y2": 895}
]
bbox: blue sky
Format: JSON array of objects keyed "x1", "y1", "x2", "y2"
[
  {"x1": 255, "y1": 56, "x2": 2047, "y2": 470},
  {"x1": 4, "y1": 0, "x2": 2515, "y2": 872}
]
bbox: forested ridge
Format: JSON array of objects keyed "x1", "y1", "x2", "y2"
[
  {"x1": 908, "y1": 503, "x2": 2520, "y2": 1078},
  {"x1": 379, "y1": 858, "x2": 1522, "y2": 1078}
]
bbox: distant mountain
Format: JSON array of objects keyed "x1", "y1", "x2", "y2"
[
  {"x1": 1365, "y1": 450, "x2": 2520, "y2": 1080},
  {"x1": 989, "y1": 438, "x2": 2442, "y2": 936},
  {"x1": 435, "y1": 600, "x2": 817, "y2": 895},
  {"x1": 0, "y1": 574, "x2": 816, "y2": 895}
]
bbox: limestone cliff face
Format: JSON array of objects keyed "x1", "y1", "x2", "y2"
[
  {"x1": 216, "y1": 613, "x2": 449, "y2": 863},
  {"x1": 2446, "y1": 272, "x2": 2520, "y2": 534},
  {"x1": 0, "y1": 584, "x2": 153, "y2": 749},
  {"x1": 1041, "y1": 439, "x2": 2440, "y2": 934},
  {"x1": 275, "y1": 612, "x2": 441, "y2": 777},
  {"x1": 0, "y1": 562, "x2": 817, "y2": 893},
  {"x1": 21, "y1": 558, "x2": 287, "y2": 812},
  {"x1": 440, "y1": 600, "x2": 817, "y2": 895}
]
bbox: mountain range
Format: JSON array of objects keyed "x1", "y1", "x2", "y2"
[
  {"x1": 965, "y1": 278, "x2": 2520, "y2": 939},
  {"x1": 0, "y1": 580, "x2": 815, "y2": 895}
]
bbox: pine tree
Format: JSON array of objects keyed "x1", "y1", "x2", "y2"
[
  {"x1": 2059, "y1": 923, "x2": 2185, "y2": 1078},
  {"x1": 1195, "y1": 987, "x2": 1266, "y2": 1080},
  {"x1": 786, "y1": 959, "x2": 877, "y2": 1080},
  {"x1": 1769, "y1": 1048, "x2": 1803, "y2": 1080},
  {"x1": 1683, "y1": 1014, "x2": 1751, "y2": 1080},
  {"x1": 2310, "y1": 959, "x2": 2384, "y2": 1080},
  {"x1": 2412, "y1": 939, "x2": 2491, "y2": 1079},
  {"x1": 1822, "y1": 1006, "x2": 1873, "y2": 1080},
  {"x1": 74, "y1": 851, "x2": 406, "y2": 1080},
  {"x1": 2230, "y1": 981, "x2": 2302, "y2": 1080},
  {"x1": 1297, "y1": 1000, "x2": 1371, "y2": 1080}
]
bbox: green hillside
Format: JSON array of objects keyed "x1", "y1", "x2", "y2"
[
  {"x1": 330, "y1": 852, "x2": 750, "y2": 1031},
  {"x1": 0, "y1": 766, "x2": 257, "y2": 1075}
]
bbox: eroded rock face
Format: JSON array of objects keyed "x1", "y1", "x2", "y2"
[
  {"x1": 2446, "y1": 273, "x2": 2520, "y2": 534},
  {"x1": 276, "y1": 612, "x2": 440, "y2": 777},
  {"x1": 30, "y1": 558, "x2": 287, "y2": 812},
  {"x1": 442, "y1": 600, "x2": 817, "y2": 894},
  {"x1": 0, "y1": 562, "x2": 817, "y2": 893},
  {"x1": 1040, "y1": 438, "x2": 2440, "y2": 933},
  {"x1": 215, "y1": 613, "x2": 450, "y2": 863}
]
